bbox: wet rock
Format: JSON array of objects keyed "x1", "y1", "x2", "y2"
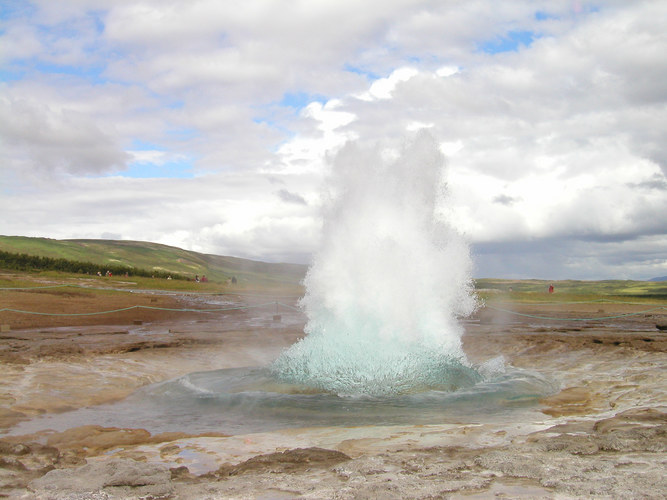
[
  {"x1": 527, "y1": 407, "x2": 667, "y2": 456},
  {"x1": 0, "y1": 441, "x2": 59, "y2": 494},
  {"x1": 170, "y1": 465, "x2": 197, "y2": 482},
  {"x1": 45, "y1": 425, "x2": 153, "y2": 454},
  {"x1": 0, "y1": 456, "x2": 28, "y2": 471},
  {"x1": 0, "y1": 440, "x2": 30, "y2": 455},
  {"x1": 593, "y1": 407, "x2": 667, "y2": 433},
  {"x1": 29, "y1": 458, "x2": 173, "y2": 498},
  {"x1": 0, "y1": 439, "x2": 60, "y2": 470},
  {"x1": 208, "y1": 447, "x2": 351, "y2": 477},
  {"x1": 530, "y1": 433, "x2": 601, "y2": 455},
  {"x1": 540, "y1": 386, "x2": 595, "y2": 417},
  {"x1": 592, "y1": 408, "x2": 667, "y2": 453},
  {"x1": 0, "y1": 407, "x2": 27, "y2": 428}
]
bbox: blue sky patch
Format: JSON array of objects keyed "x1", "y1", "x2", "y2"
[
  {"x1": 0, "y1": 1, "x2": 36, "y2": 21},
  {"x1": 123, "y1": 158, "x2": 195, "y2": 179},
  {"x1": 535, "y1": 11, "x2": 558, "y2": 21},
  {"x1": 251, "y1": 91, "x2": 326, "y2": 136},
  {"x1": 343, "y1": 63, "x2": 380, "y2": 80},
  {"x1": 0, "y1": 68, "x2": 25, "y2": 82},
  {"x1": 122, "y1": 142, "x2": 196, "y2": 179},
  {"x1": 479, "y1": 30, "x2": 538, "y2": 54},
  {"x1": 33, "y1": 61, "x2": 107, "y2": 83},
  {"x1": 130, "y1": 139, "x2": 160, "y2": 150},
  {"x1": 280, "y1": 91, "x2": 326, "y2": 109}
]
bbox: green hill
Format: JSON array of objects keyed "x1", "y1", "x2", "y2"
[
  {"x1": 3, "y1": 235, "x2": 664, "y2": 300},
  {"x1": 0, "y1": 235, "x2": 306, "y2": 288}
]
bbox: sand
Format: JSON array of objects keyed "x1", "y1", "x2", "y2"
[{"x1": 0, "y1": 285, "x2": 665, "y2": 499}]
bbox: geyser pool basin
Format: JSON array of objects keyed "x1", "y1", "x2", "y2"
[{"x1": 8, "y1": 364, "x2": 556, "y2": 437}]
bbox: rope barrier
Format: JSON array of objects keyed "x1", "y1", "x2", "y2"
[
  {"x1": 276, "y1": 302, "x2": 302, "y2": 312},
  {"x1": 484, "y1": 304, "x2": 667, "y2": 322},
  {"x1": 2, "y1": 284, "x2": 664, "y2": 321},
  {"x1": 2, "y1": 302, "x2": 662, "y2": 321},
  {"x1": 0, "y1": 283, "x2": 303, "y2": 298},
  {"x1": 2, "y1": 284, "x2": 662, "y2": 304},
  {"x1": 0, "y1": 302, "x2": 280, "y2": 317},
  {"x1": 0, "y1": 284, "x2": 70, "y2": 290}
]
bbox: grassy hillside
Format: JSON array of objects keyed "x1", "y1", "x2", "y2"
[
  {"x1": 2, "y1": 235, "x2": 664, "y2": 301},
  {"x1": 0, "y1": 235, "x2": 306, "y2": 289}
]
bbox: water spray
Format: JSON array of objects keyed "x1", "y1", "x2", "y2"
[{"x1": 272, "y1": 132, "x2": 480, "y2": 396}]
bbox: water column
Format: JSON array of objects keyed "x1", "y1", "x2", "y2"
[{"x1": 272, "y1": 132, "x2": 480, "y2": 396}]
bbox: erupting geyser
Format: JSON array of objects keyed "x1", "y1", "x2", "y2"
[
  {"x1": 9, "y1": 136, "x2": 556, "y2": 436},
  {"x1": 6, "y1": 136, "x2": 558, "y2": 437},
  {"x1": 272, "y1": 132, "x2": 480, "y2": 396}
]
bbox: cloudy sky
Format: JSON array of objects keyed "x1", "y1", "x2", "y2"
[{"x1": 1, "y1": 0, "x2": 665, "y2": 280}]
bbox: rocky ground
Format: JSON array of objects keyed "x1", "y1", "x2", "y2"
[{"x1": 0, "y1": 284, "x2": 665, "y2": 499}]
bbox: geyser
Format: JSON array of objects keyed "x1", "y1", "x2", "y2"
[
  {"x1": 272, "y1": 132, "x2": 480, "y2": 396},
  {"x1": 15, "y1": 133, "x2": 561, "y2": 440}
]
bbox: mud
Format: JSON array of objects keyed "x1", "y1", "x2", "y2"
[{"x1": 0, "y1": 290, "x2": 665, "y2": 499}]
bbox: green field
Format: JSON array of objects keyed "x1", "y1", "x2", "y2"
[
  {"x1": 475, "y1": 278, "x2": 667, "y2": 303},
  {"x1": 1, "y1": 235, "x2": 665, "y2": 301},
  {"x1": 0, "y1": 235, "x2": 306, "y2": 291}
]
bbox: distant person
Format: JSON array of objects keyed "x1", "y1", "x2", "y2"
[
  {"x1": 548, "y1": 284, "x2": 554, "y2": 293},
  {"x1": 231, "y1": 276, "x2": 237, "y2": 285},
  {"x1": 195, "y1": 275, "x2": 199, "y2": 282}
]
